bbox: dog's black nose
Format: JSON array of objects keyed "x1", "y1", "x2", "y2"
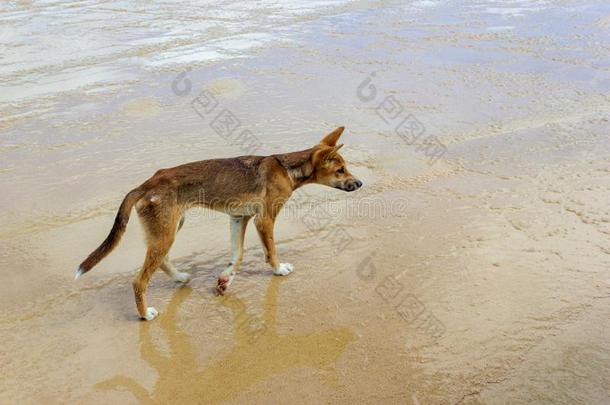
[{"x1": 355, "y1": 180, "x2": 363, "y2": 188}]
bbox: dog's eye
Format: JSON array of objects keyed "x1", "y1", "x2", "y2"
[{"x1": 337, "y1": 167, "x2": 345, "y2": 174}]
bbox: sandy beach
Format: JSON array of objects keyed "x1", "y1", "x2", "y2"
[{"x1": 1, "y1": 0, "x2": 609, "y2": 403}]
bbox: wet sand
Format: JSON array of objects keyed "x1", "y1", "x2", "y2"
[{"x1": 1, "y1": 1, "x2": 610, "y2": 404}]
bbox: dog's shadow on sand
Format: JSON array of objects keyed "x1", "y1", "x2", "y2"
[{"x1": 95, "y1": 277, "x2": 355, "y2": 403}]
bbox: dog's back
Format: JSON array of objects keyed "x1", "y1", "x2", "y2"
[{"x1": 142, "y1": 155, "x2": 290, "y2": 211}]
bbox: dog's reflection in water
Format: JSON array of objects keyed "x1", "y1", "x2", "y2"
[{"x1": 96, "y1": 278, "x2": 355, "y2": 403}]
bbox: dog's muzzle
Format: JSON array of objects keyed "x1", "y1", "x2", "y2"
[{"x1": 337, "y1": 179, "x2": 363, "y2": 192}]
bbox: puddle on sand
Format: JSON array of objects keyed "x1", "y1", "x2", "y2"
[{"x1": 95, "y1": 278, "x2": 355, "y2": 404}]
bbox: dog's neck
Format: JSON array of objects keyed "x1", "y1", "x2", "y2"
[{"x1": 272, "y1": 148, "x2": 315, "y2": 190}]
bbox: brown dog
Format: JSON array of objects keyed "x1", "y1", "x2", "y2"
[{"x1": 75, "y1": 127, "x2": 362, "y2": 320}]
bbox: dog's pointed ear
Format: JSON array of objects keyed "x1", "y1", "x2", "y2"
[
  {"x1": 327, "y1": 144, "x2": 344, "y2": 160},
  {"x1": 312, "y1": 143, "x2": 344, "y2": 167},
  {"x1": 320, "y1": 126, "x2": 345, "y2": 147}
]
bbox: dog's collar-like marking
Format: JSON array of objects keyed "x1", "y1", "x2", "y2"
[{"x1": 273, "y1": 155, "x2": 313, "y2": 189}]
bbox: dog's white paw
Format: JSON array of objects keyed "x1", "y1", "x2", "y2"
[
  {"x1": 173, "y1": 272, "x2": 191, "y2": 283},
  {"x1": 143, "y1": 307, "x2": 158, "y2": 321},
  {"x1": 274, "y1": 263, "x2": 294, "y2": 276}
]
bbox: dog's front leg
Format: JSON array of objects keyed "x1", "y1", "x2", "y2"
[
  {"x1": 254, "y1": 216, "x2": 293, "y2": 276},
  {"x1": 217, "y1": 216, "x2": 250, "y2": 295}
]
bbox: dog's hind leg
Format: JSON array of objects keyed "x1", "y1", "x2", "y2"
[
  {"x1": 160, "y1": 215, "x2": 190, "y2": 283},
  {"x1": 160, "y1": 256, "x2": 190, "y2": 283},
  {"x1": 133, "y1": 241, "x2": 171, "y2": 320},
  {"x1": 216, "y1": 215, "x2": 251, "y2": 295},
  {"x1": 133, "y1": 199, "x2": 178, "y2": 320}
]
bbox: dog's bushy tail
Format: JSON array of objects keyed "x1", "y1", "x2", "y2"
[{"x1": 75, "y1": 187, "x2": 145, "y2": 280}]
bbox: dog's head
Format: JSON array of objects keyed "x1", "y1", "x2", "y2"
[{"x1": 312, "y1": 127, "x2": 363, "y2": 192}]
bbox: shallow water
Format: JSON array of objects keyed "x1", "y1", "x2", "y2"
[{"x1": 1, "y1": 0, "x2": 610, "y2": 404}]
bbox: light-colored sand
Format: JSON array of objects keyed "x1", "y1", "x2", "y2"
[{"x1": 1, "y1": 1, "x2": 610, "y2": 404}]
